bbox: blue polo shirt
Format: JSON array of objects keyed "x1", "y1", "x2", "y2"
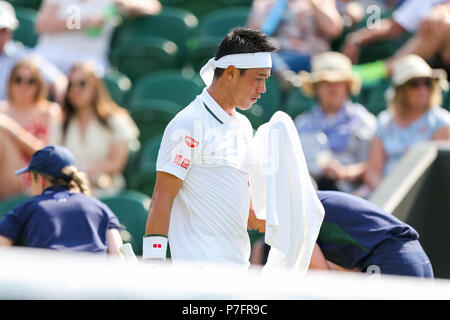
[
  {"x1": 316, "y1": 191, "x2": 419, "y2": 269},
  {"x1": 0, "y1": 186, "x2": 121, "y2": 253}
]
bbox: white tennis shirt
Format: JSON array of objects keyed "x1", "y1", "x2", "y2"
[{"x1": 156, "y1": 88, "x2": 254, "y2": 268}]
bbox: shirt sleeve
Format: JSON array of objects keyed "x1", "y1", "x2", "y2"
[
  {"x1": 392, "y1": 0, "x2": 433, "y2": 33},
  {"x1": 0, "y1": 204, "x2": 27, "y2": 242},
  {"x1": 156, "y1": 114, "x2": 203, "y2": 181}
]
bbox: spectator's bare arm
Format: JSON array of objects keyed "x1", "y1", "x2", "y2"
[
  {"x1": 114, "y1": 0, "x2": 162, "y2": 16},
  {"x1": 363, "y1": 138, "x2": 386, "y2": 191},
  {"x1": 311, "y1": 0, "x2": 344, "y2": 39}
]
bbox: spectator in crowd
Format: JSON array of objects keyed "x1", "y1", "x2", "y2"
[
  {"x1": 34, "y1": 0, "x2": 162, "y2": 75},
  {"x1": 294, "y1": 51, "x2": 376, "y2": 193},
  {"x1": 0, "y1": 0, "x2": 67, "y2": 103},
  {"x1": 247, "y1": 0, "x2": 344, "y2": 83},
  {"x1": 0, "y1": 58, "x2": 63, "y2": 200},
  {"x1": 363, "y1": 54, "x2": 450, "y2": 193},
  {"x1": 54, "y1": 62, "x2": 139, "y2": 197},
  {"x1": 251, "y1": 190, "x2": 434, "y2": 278},
  {"x1": 0, "y1": 145, "x2": 124, "y2": 257},
  {"x1": 341, "y1": 0, "x2": 450, "y2": 84}
]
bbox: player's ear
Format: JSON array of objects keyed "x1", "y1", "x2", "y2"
[{"x1": 225, "y1": 65, "x2": 237, "y2": 80}]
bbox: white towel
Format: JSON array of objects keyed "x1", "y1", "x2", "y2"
[{"x1": 248, "y1": 111, "x2": 324, "y2": 272}]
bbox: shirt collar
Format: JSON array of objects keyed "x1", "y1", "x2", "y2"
[{"x1": 199, "y1": 88, "x2": 233, "y2": 124}]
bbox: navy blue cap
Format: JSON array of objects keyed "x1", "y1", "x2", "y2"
[{"x1": 15, "y1": 145, "x2": 77, "y2": 180}]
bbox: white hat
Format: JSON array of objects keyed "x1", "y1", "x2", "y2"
[
  {"x1": 299, "y1": 51, "x2": 361, "y2": 97},
  {"x1": 391, "y1": 54, "x2": 447, "y2": 87},
  {"x1": 0, "y1": 1, "x2": 19, "y2": 31}
]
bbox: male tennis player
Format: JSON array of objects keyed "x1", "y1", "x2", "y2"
[{"x1": 143, "y1": 27, "x2": 278, "y2": 268}]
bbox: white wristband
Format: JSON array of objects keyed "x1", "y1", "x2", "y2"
[{"x1": 143, "y1": 235, "x2": 168, "y2": 261}]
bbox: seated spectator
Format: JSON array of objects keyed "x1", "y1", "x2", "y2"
[
  {"x1": 34, "y1": 0, "x2": 162, "y2": 75},
  {"x1": 363, "y1": 54, "x2": 450, "y2": 193},
  {"x1": 0, "y1": 58, "x2": 63, "y2": 200},
  {"x1": 341, "y1": 0, "x2": 450, "y2": 84},
  {"x1": 294, "y1": 51, "x2": 376, "y2": 193},
  {"x1": 250, "y1": 190, "x2": 433, "y2": 278},
  {"x1": 247, "y1": 0, "x2": 344, "y2": 83},
  {"x1": 54, "y1": 62, "x2": 139, "y2": 197},
  {"x1": 0, "y1": 145, "x2": 124, "y2": 257},
  {"x1": 0, "y1": 1, "x2": 67, "y2": 103}
]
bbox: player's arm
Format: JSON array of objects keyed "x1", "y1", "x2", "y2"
[{"x1": 143, "y1": 171, "x2": 183, "y2": 261}]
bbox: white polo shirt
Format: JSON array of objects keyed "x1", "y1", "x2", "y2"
[{"x1": 156, "y1": 88, "x2": 254, "y2": 268}]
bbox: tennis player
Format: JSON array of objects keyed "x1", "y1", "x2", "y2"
[{"x1": 143, "y1": 27, "x2": 278, "y2": 268}]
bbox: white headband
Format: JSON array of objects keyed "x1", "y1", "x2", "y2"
[{"x1": 199, "y1": 52, "x2": 272, "y2": 86}]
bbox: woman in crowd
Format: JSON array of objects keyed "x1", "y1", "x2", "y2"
[
  {"x1": 363, "y1": 54, "x2": 450, "y2": 192},
  {"x1": 294, "y1": 51, "x2": 376, "y2": 193},
  {"x1": 0, "y1": 58, "x2": 62, "y2": 199},
  {"x1": 55, "y1": 62, "x2": 139, "y2": 197}
]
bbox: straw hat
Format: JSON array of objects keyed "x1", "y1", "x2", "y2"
[
  {"x1": 299, "y1": 51, "x2": 361, "y2": 98},
  {"x1": 391, "y1": 54, "x2": 448, "y2": 88},
  {"x1": 385, "y1": 54, "x2": 449, "y2": 103},
  {"x1": 0, "y1": 1, "x2": 19, "y2": 30}
]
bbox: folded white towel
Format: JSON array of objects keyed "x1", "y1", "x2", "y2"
[{"x1": 249, "y1": 111, "x2": 324, "y2": 272}]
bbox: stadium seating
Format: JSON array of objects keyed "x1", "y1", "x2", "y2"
[
  {"x1": 13, "y1": 6, "x2": 38, "y2": 48},
  {"x1": 99, "y1": 190, "x2": 151, "y2": 256},
  {"x1": 283, "y1": 86, "x2": 316, "y2": 119},
  {"x1": 197, "y1": 6, "x2": 250, "y2": 39},
  {"x1": 109, "y1": 36, "x2": 181, "y2": 83},
  {"x1": 127, "y1": 135, "x2": 163, "y2": 196},
  {"x1": 128, "y1": 69, "x2": 204, "y2": 108},
  {"x1": 0, "y1": 194, "x2": 29, "y2": 218},
  {"x1": 103, "y1": 70, "x2": 132, "y2": 107},
  {"x1": 185, "y1": 36, "x2": 221, "y2": 72},
  {"x1": 7, "y1": 0, "x2": 42, "y2": 10},
  {"x1": 110, "y1": 6, "x2": 198, "y2": 65},
  {"x1": 129, "y1": 101, "x2": 178, "y2": 144}
]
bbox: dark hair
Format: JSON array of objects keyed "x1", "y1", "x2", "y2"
[{"x1": 213, "y1": 27, "x2": 278, "y2": 79}]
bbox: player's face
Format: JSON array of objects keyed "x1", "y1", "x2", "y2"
[{"x1": 231, "y1": 67, "x2": 270, "y2": 110}]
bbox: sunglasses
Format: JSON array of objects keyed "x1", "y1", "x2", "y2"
[
  {"x1": 68, "y1": 79, "x2": 88, "y2": 89},
  {"x1": 406, "y1": 78, "x2": 433, "y2": 88},
  {"x1": 13, "y1": 76, "x2": 37, "y2": 86}
]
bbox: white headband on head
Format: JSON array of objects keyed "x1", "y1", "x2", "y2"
[{"x1": 199, "y1": 52, "x2": 272, "y2": 86}]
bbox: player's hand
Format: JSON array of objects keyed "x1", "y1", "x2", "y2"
[{"x1": 248, "y1": 208, "x2": 266, "y2": 233}]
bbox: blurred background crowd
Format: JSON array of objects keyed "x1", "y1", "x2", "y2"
[{"x1": 0, "y1": 0, "x2": 449, "y2": 257}]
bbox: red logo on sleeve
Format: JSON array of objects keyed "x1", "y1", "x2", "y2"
[
  {"x1": 173, "y1": 154, "x2": 191, "y2": 170},
  {"x1": 185, "y1": 136, "x2": 199, "y2": 148},
  {"x1": 174, "y1": 154, "x2": 183, "y2": 165},
  {"x1": 180, "y1": 159, "x2": 191, "y2": 169}
]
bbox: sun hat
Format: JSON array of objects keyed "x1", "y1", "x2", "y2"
[
  {"x1": 391, "y1": 54, "x2": 448, "y2": 88},
  {"x1": 299, "y1": 51, "x2": 361, "y2": 97},
  {"x1": 0, "y1": 1, "x2": 19, "y2": 31},
  {"x1": 15, "y1": 146, "x2": 78, "y2": 181},
  {"x1": 384, "y1": 54, "x2": 449, "y2": 103}
]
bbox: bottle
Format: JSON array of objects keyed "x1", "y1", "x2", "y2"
[{"x1": 86, "y1": 4, "x2": 118, "y2": 37}]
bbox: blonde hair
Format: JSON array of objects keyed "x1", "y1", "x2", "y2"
[
  {"x1": 8, "y1": 58, "x2": 48, "y2": 104},
  {"x1": 62, "y1": 62, "x2": 129, "y2": 140},
  {"x1": 31, "y1": 166, "x2": 91, "y2": 196},
  {"x1": 389, "y1": 78, "x2": 443, "y2": 116}
]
